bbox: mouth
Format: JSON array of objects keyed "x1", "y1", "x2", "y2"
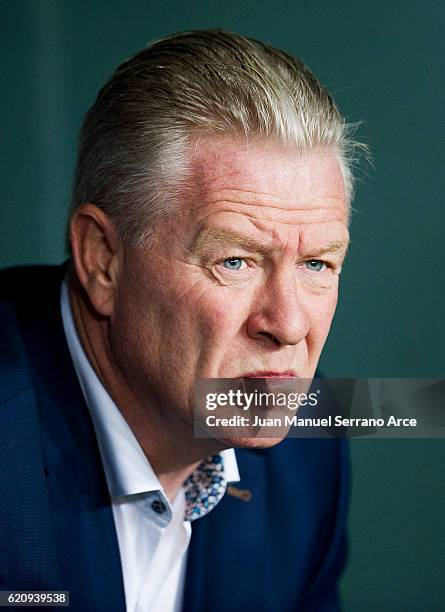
[{"x1": 238, "y1": 371, "x2": 299, "y2": 379}]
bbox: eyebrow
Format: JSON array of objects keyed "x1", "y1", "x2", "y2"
[
  {"x1": 191, "y1": 228, "x2": 349, "y2": 258},
  {"x1": 304, "y1": 240, "x2": 349, "y2": 257},
  {"x1": 191, "y1": 228, "x2": 275, "y2": 254}
]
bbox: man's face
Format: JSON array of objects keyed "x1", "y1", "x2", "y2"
[{"x1": 110, "y1": 138, "x2": 349, "y2": 437}]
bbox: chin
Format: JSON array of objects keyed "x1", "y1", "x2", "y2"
[{"x1": 220, "y1": 435, "x2": 287, "y2": 449}]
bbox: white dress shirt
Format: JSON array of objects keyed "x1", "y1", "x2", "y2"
[{"x1": 60, "y1": 280, "x2": 240, "y2": 612}]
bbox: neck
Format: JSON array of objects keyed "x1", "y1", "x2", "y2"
[{"x1": 69, "y1": 279, "x2": 223, "y2": 501}]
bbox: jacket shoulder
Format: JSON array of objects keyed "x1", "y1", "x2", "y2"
[
  {"x1": 0, "y1": 264, "x2": 66, "y2": 306},
  {"x1": 0, "y1": 302, "x2": 33, "y2": 405}
]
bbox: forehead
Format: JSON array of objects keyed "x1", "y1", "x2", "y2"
[{"x1": 188, "y1": 136, "x2": 347, "y2": 215}]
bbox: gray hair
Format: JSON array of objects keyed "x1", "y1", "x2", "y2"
[{"x1": 71, "y1": 29, "x2": 363, "y2": 247}]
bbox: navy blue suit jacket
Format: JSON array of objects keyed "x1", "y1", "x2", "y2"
[{"x1": 0, "y1": 266, "x2": 350, "y2": 611}]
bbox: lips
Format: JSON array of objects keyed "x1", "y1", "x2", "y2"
[{"x1": 239, "y1": 371, "x2": 298, "y2": 378}]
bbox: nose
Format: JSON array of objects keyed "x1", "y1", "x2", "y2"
[{"x1": 246, "y1": 268, "x2": 310, "y2": 347}]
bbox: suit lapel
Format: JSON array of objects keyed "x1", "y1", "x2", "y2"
[
  {"x1": 15, "y1": 267, "x2": 126, "y2": 612},
  {"x1": 183, "y1": 448, "x2": 272, "y2": 612}
]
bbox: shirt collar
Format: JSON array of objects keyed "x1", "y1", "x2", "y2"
[{"x1": 60, "y1": 279, "x2": 239, "y2": 506}]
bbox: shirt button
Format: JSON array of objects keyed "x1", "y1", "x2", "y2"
[{"x1": 151, "y1": 499, "x2": 167, "y2": 514}]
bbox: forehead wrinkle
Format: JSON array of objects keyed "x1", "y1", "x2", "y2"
[
  {"x1": 235, "y1": 207, "x2": 347, "y2": 227},
  {"x1": 206, "y1": 188, "x2": 345, "y2": 210},
  {"x1": 247, "y1": 217, "x2": 349, "y2": 256},
  {"x1": 208, "y1": 188, "x2": 291, "y2": 207},
  {"x1": 190, "y1": 198, "x2": 347, "y2": 221}
]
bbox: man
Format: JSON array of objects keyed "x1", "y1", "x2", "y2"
[{"x1": 0, "y1": 30, "x2": 356, "y2": 611}]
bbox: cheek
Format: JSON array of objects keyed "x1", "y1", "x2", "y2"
[
  {"x1": 305, "y1": 287, "x2": 339, "y2": 344},
  {"x1": 195, "y1": 290, "x2": 250, "y2": 345},
  {"x1": 111, "y1": 294, "x2": 159, "y2": 377}
]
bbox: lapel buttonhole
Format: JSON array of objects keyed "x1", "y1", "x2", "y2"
[{"x1": 227, "y1": 485, "x2": 252, "y2": 502}]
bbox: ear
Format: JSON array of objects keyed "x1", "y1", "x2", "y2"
[{"x1": 69, "y1": 204, "x2": 121, "y2": 317}]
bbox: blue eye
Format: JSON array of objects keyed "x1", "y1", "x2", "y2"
[
  {"x1": 305, "y1": 259, "x2": 326, "y2": 272},
  {"x1": 222, "y1": 258, "x2": 244, "y2": 271}
]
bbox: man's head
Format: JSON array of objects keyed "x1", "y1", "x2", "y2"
[
  {"x1": 69, "y1": 30, "x2": 358, "y2": 450},
  {"x1": 71, "y1": 29, "x2": 357, "y2": 245}
]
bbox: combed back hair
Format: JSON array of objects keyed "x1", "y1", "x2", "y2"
[{"x1": 71, "y1": 29, "x2": 363, "y2": 247}]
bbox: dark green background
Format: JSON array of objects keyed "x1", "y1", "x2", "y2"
[{"x1": 2, "y1": 1, "x2": 444, "y2": 609}]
